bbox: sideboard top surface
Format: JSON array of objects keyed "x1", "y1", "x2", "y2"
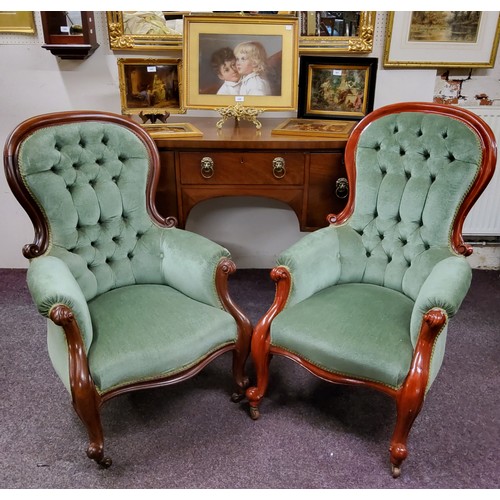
[{"x1": 153, "y1": 117, "x2": 349, "y2": 150}]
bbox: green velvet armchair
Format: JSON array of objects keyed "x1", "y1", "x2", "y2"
[
  {"x1": 245, "y1": 102, "x2": 497, "y2": 477},
  {"x1": 3, "y1": 111, "x2": 252, "y2": 467}
]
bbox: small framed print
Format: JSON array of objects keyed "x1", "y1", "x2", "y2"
[
  {"x1": 117, "y1": 58, "x2": 185, "y2": 115},
  {"x1": 142, "y1": 122, "x2": 203, "y2": 138},
  {"x1": 272, "y1": 118, "x2": 356, "y2": 138},
  {"x1": 298, "y1": 56, "x2": 377, "y2": 120}
]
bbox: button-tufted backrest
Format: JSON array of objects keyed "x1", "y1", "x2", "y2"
[
  {"x1": 17, "y1": 118, "x2": 163, "y2": 301},
  {"x1": 345, "y1": 110, "x2": 482, "y2": 299}
]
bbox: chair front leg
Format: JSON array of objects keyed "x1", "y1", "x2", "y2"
[
  {"x1": 390, "y1": 309, "x2": 447, "y2": 478},
  {"x1": 245, "y1": 266, "x2": 292, "y2": 419},
  {"x1": 215, "y1": 258, "x2": 253, "y2": 401},
  {"x1": 246, "y1": 323, "x2": 272, "y2": 419},
  {"x1": 51, "y1": 305, "x2": 111, "y2": 468}
]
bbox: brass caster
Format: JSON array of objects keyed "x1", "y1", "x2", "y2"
[
  {"x1": 249, "y1": 405, "x2": 260, "y2": 420},
  {"x1": 87, "y1": 444, "x2": 112, "y2": 468},
  {"x1": 230, "y1": 392, "x2": 244, "y2": 403},
  {"x1": 98, "y1": 456, "x2": 112, "y2": 469},
  {"x1": 391, "y1": 464, "x2": 401, "y2": 478}
]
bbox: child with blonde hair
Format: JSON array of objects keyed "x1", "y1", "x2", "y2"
[
  {"x1": 210, "y1": 47, "x2": 241, "y2": 95},
  {"x1": 233, "y1": 41, "x2": 271, "y2": 96}
]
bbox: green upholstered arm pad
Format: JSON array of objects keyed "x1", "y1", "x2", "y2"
[
  {"x1": 27, "y1": 255, "x2": 93, "y2": 351},
  {"x1": 277, "y1": 226, "x2": 344, "y2": 307},
  {"x1": 410, "y1": 256, "x2": 472, "y2": 346},
  {"x1": 160, "y1": 228, "x2": 232, "y2": 308}
]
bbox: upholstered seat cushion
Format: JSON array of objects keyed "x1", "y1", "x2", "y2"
[
  {"x1": 87, "y1": 284, "x2": 237, "y2": 393},
  {"x1": 271, "y1": 283, "x2": 415, "y2": 389}
]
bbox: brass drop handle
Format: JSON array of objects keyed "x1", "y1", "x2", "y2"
[
  {"x1": 200, "y1": 156, "x2": 214, "y2": 179},
  {"x1": 335, "y1": 177, "x2": 349, "y2": 199},
  {"x1": 272, "y1": 157, "x2": 286, "y2": 179}
]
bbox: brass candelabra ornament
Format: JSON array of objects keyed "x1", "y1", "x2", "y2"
[{"x1": 215, "y1": 103, "x2": 265, "y2": 130}]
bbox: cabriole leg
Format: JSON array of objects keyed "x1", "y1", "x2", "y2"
[{"x1": 389, "y1": 308, "x2": 447, "y2": 477}]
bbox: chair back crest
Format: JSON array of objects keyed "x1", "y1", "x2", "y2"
[
  {"x1": 4, "y1": 111, "x2": 171, "y2": 300},
  {"x1": 338, "y1": 102, "x2": 496, "y2": 296}
]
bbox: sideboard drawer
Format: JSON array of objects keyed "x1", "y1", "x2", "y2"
[{"x1": 178, "y1": 152, "x2": 305, "y2": 185}]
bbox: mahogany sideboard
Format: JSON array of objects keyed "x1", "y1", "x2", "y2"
[{"x1": 153, "y1": 117, "x2": 349, "y2": 231}]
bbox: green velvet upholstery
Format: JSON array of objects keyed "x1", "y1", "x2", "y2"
[
  {"x1": 87, "y1": 285, "x2": 236, "y2": 393},
  {"x1": 272, "y1": 283, "x2": 415, "y2": 389},
  {"x1": 272, "y1": 111, "x2": 480, "y2": 391},
  {"x1": 16, "y1": 118, "x2": 240, "y2": 394},
  {"x1": 6, "y1": 112, "x2": 252, "y2": 466}
]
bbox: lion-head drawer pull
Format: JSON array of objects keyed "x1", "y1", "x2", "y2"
[
  {"x1": 335, "y1": 177, "x2": 349, "y2": 199},
  {"x1": 200, "y1": 157, "x2": 215, "y2": 178},
  {"x1": 272, "y1": 157, "x2": 286, "y2": 179}
]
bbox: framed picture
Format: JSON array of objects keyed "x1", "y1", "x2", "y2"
[
  {"x1": 0, "y1": 11, "x2": 36, "y2": 33},
  {"x1": 297, "y1": 11, "x2": 376, "y2": 54},
  {"x1": 384, "y1": 11, "x2": 500, "y2": 68},
  {"x1": 107, "y1": 11, "x2": 186, "y2": 50},
  {"x1": 183, "y1": 13, "x2": 299, "y2": 111},
  {"x1": 142, "y1": 123, "x2": 203, "y2": 139},
  {"x1": 117, "y1": 58, "x2": 185, "y2": 115},
  {"x1": 298, "y1": 56, "x2": 377, "y2": 120},
  {"x1": 272, "y1": 118, "x2": 356, "y2": 138}
]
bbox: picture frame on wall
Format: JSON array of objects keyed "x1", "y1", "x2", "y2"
[
  {"x1": 117, "y1": 58, "x2": 185, "y2": 115},
  {"x1": 0, "y1": 11, "x2": 36, "y2": 33},
  {"x1": 107, "y1": 11, "x2": 186, "y2": 50},
  {"x1": 183, "y1": 13, "x2": 299, "y2": 111},
  {"x1": 384, "y1": 11, "x2": 500, "y2": 68},
  {"x1": 298, "y1": 56, "x2": 377, "y2": 120}
]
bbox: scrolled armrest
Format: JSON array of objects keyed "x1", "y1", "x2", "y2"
[
  {"x1": 410, "y1": 256, "x2": 472, "y2": 345},
  {"x1": 27, "y1": 255, "x2": 93, "y2": 350},
  {"x1": 160, "y1": 227, "x2": 232, "y2": 308},
  {"x1": 276, "y1": 226, "x2": 345, "y2": 307}
]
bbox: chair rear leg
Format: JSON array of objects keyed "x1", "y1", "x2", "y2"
[{"x1": 230, "y1": 346, "x2": 251, "y2": 402}]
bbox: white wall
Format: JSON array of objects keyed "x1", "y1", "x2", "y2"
[{"x1": 0, "y1": 12, "x2": 498, "y2": 268}]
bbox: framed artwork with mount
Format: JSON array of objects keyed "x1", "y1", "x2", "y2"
[{"x1": 182, "y1": 13, "x2": 299, "y2": 112}]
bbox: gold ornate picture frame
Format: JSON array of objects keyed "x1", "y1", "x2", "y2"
[
  {"x1": 272, "y1": 118, "x2": 356, "y2": 138},
  {"x1": 384, "y1": 11, "x2": 500, "y2": 68},
  {"x1": 183, "y1": 13, "x2": 299, "y2": 111},
  {"x1": 142, "y1": 122, "x2": 203, "y2": 138},
  {"x1": 298, "y1": 56, "x2": 377, "y2": 121},
  {"x1": 117, "y1": 58, "x2": 185, "y2": 115},
  {"x1": 0, "y1": 11, "x2": 36, "y2": 33},
  {"x1": 107, "y1": 11, "x2": 186, "y2": 50},
  {"x1": 297, "y1": 11, "x2": 375, "y2": 54}
]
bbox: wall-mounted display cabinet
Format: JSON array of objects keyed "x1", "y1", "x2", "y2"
[{"x1": 41, "y1": 11, "x2": 99, "y2": 59}]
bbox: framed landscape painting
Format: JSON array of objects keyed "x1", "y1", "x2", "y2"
[{"x1": 384, "y1": 11, "x2": 500, "y2": 67}]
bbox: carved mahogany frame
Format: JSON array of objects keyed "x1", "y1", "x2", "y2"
[
  {"x1": 329, "y1": 102, "x2": 497, "y2": 255},
  {"x1": 245, "y1": 102, "x2": 497, "y2": 478},
  {"x1": 3, "y1": 111, "x2": 252, "y2": 467},
  {"x1": 4, "y1": 111, "x2": 177, "y2": 259}
]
